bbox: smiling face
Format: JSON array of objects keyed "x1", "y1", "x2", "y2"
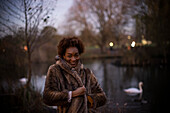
[{"x1": 63, "y1": 47, "x2": 80, "y2": 68}]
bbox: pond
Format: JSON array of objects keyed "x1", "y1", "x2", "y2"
[{"x1": 8, "y1": 58, "x2": 170, "y2": 113}]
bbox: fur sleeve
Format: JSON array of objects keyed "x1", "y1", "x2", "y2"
[
  {"x1": 43, "y1": 64, "x2": 69, "y2": 106},
  {"x1": 88, "y1": 71, "x2": 107, "y2": 108}
]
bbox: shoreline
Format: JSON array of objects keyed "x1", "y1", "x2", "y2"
[{"x1": 31, "y1": 54, "x2": 170, "y2": 67}]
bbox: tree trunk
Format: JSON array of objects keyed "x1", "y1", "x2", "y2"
[
  {"x1": 26, "y1": 49, "x2": 32, "y2": 87},
  {"x1": 24, "y1": 0, "x2": 31, "y2": 88},
  {"x1": 99, "y1": 44, "x2": 105, "y2": 54}
]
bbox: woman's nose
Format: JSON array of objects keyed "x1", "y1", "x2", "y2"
[{"x1": 71, "y1": 57, "x2": 76, "y2": 61}]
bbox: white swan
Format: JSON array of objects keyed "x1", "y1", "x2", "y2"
[
  {"x1": 124, "y1": 82, "x2": 143, "y2": 94},
  {"x1": 19, "y1": 77, "x2": 28, "y2": 85}
]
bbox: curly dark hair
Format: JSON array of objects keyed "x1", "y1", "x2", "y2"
[{"x1": 57, "y1": 37, "x2": 85, "y2": 58}]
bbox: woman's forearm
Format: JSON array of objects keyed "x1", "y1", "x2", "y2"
[{"x1": 72, "y1": 86, "x2": 86, "y2": 97}]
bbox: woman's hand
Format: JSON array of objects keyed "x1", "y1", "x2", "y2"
[{"x1": 72, "y1": 86, "x2": 86, "y2": 97}]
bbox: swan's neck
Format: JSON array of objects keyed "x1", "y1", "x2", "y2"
[{"x1": 139, "y1": 84, "x2": 143, "y2": 92}]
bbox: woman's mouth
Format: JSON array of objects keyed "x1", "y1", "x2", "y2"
[{"x1": 70, "y1": 63, "x2": 76, "y2": 67}]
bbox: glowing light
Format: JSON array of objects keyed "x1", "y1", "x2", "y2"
[
  {"x1": 131, "y1": 41, "x2": 136, "y2": 47},
  {"x1": 127, "y1": 36, "x2": 131, "y2": 40},
  {"x1": 109, "y1": 42, "x2": 114, "y2": 47},
  {"x1": 147, "y1": 41, "x2": 152, "y2": 45},
  {"x1": 2, "y1": 49, "x2": 5, "y2": 52},
  {"x1": 142, "y1": 35, "x2": 144, "y2": 38},
  {"x1": 142, "y1": 39, "x2": 147, "y2": 45},
  {"x1": 24, "y1": 46, "x2": 28, "y2": 51},
  {"x1": 128, "y1": 46, "x2": 131, "y2": 50}
]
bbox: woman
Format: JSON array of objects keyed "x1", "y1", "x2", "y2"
[{"x1": 43, "y1": 37, "x2": 107, "y2": 113}]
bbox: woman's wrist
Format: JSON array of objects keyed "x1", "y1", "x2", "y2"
[{"x1": 68, "y1": 91, "x2": 72, "y2": 102}]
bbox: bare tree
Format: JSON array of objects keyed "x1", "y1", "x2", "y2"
[
  {"x1": 0, "y1": 0, "x2": 57, "y2": 87},
  {"x1": 66, "y1": 0, "x2": 133, "y2": 53}
]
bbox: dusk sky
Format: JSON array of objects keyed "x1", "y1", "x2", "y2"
[
  {"x1": 53, "y1": 0, "x2": 73, "y2": 28},
  {"x1": 0, "y1": 0, "x2": 74, "y2": 36}
]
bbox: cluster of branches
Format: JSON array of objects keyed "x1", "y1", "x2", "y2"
[
  {"x1": 0, "y1": 0, "x2": 57, "y2": 87},
  {"x1": 64, "y1": 0, "x2": 135, "y2": 53}
]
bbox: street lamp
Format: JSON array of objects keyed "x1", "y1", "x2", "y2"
[
  {"x1": 142, "y1": 39, "x2": 147, "y2": 45},
  {"x1": 131, "y1": 41, "x2": 136, "y2": 47},
  {"x1": 109, "y1": 42, "x2": 114, "y2": 47},
  {"x1": 109, "y1": 42, "x2": 114, "y2": 51}
]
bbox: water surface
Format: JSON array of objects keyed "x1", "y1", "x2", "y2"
[{"x1": 30, "y1": 58, "x2": 169, "y2": 113}]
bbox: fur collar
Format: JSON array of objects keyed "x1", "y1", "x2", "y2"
[{"x1": 55, "y1": 56, "x2": 84, "y2": 86}]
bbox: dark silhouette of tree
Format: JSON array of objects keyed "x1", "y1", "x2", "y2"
[
  {"x1": 0, "y1": 34, "x2": 26, "y2": 79},
  {"x1": 0, "y1": 0, "x2": 57, "y2": 87},
  {"x1": 134, "y1": 0, "x2": 170, "y2": 63}
]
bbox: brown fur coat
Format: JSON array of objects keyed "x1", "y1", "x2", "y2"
[{"x1": 43, "y1": 58, "x2": 107, "y2": 113}]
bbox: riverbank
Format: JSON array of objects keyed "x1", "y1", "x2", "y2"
[{"x1": 80, "y1": 47, "x2": 170, "y2": 66}]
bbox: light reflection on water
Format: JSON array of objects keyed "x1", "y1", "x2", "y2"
[{"x1": 31, "y1": 58, "x2": 168, "y2": 113}]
